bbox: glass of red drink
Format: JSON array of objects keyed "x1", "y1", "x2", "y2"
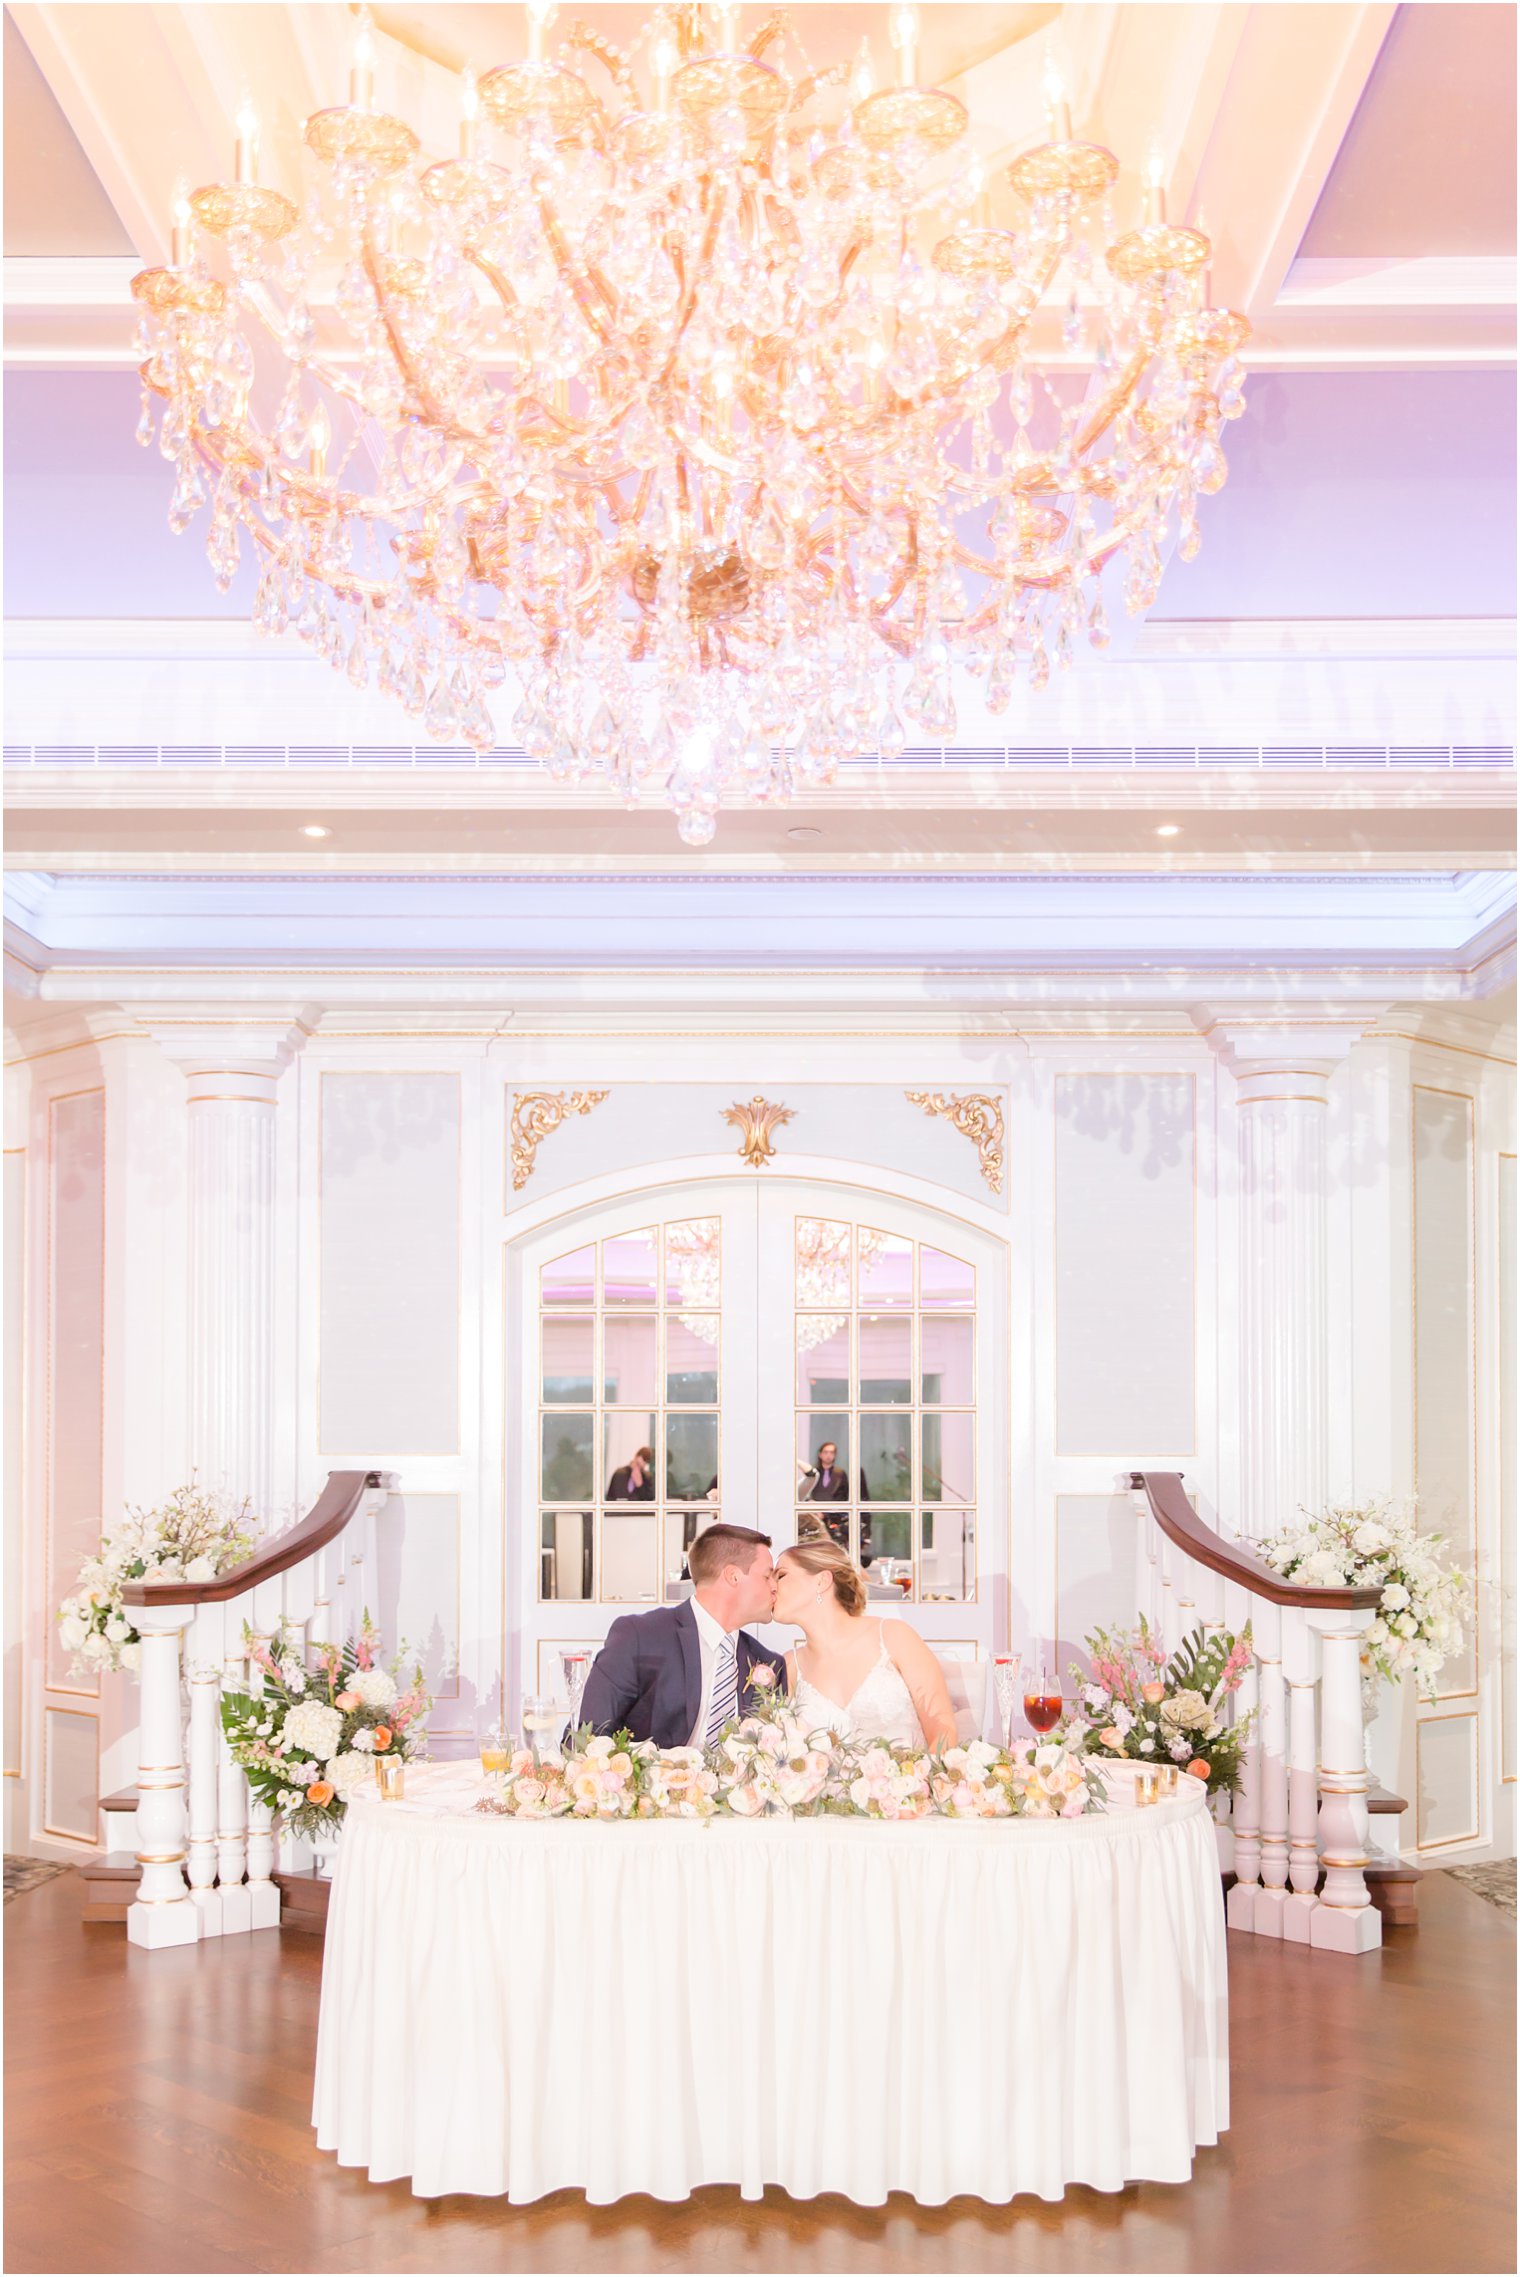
[{"x1": 1023, "y1": 1665, "x2": 1063, "y2": 1735}]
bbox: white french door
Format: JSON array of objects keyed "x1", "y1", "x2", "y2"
[{"x1": 509, "y1": 1177, "x2": 1006, "y2": 1706}]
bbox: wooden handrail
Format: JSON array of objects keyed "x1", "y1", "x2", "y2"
[
  {"x1": 122, "y1": 1471, "x2": 382, "y2": 1608},
  {"x1": 1130, "y1": 1472, "x2": 1383, "y2": 1612}
]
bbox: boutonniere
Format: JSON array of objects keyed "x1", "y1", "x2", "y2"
[{"x1": 746, "y1": 1662, "x2": 779, "y2": 1697}]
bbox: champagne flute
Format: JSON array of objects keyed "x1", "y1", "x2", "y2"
[
  {"x1": 992, "y1": 1655, "x2": 1021, "y2": 1750},
  {"x1": 560, "y1": 1651, "x2": 593, "y2": 1746},
  {"x1": 1023, "y1": 1664, "x2": 1063, "y2": 1736}
]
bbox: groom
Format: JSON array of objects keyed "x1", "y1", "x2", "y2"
[{"x1": 579, "y1": 1524, "x2": 788, "y2": 1747}]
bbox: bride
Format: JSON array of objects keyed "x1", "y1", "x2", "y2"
[{"x1": 772, "y1": 1535, "x2": 958, "y2": 1751}]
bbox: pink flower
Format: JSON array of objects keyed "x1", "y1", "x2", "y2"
[{"x1": 334, "y1": 1689, "x2": 359, "y2": 1711}]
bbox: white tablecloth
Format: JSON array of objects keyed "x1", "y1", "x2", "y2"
[{"x1": 313, "y1": 1762, "x2": 1227, "y2": 2205}]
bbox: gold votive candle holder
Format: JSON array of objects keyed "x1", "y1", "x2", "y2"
[
  {"x1": 1136, "y1": 1766, "x2": 1160, "y2": 1806},
  {"x1": 1158, "y1": 1763, "x2": 1179, "y2": 1798},
  {"x1": 375, "y1": 1754, "x2": 405, "y2": 1801}
]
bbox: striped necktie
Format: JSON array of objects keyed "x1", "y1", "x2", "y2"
[{"x1": 705, "y1": 1637, "x2": 739, "y2": 1744}]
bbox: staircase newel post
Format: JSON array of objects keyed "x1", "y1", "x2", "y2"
[
  {"x1": 1307, "y1": 1608, "x2": 1382, "y2": 1952},
  {"x1": 125, "y1": 1604, "x2": 201, "y2": 1949},
  {"x1": 1283, "y1": 1607, "x2": 1321, "y2": 1941},
  {"x1": 184, "y1": 1602, "x2": 224, "y2": 1934}
]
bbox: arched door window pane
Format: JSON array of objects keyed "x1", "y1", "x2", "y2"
[
  {"x1": 539, "y1": 1219, "x2": 721, "y2": 1604},
  {"x1": 794, "y1": 1219, "x2": 976, "y2": 1602}
]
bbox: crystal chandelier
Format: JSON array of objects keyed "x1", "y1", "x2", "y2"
[{"x1": 131, "y1": 2, "x2": 1250, "y2": 841}]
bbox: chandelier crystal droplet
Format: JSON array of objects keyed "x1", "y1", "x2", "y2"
[{"x1": 131, "y1": 3, "x2": 1250, "y2": 843}]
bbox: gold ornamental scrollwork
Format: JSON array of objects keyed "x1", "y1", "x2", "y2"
[
  {"x1": 510, "y1": 1089, "x2": 609, "y2": 1192},
  {"x1": 905, "y1": 1090, "x2": 1005, "y2": 1195},
  {"x1": 722, "y1": 1094, "x2": 794, "y2": 1169}
]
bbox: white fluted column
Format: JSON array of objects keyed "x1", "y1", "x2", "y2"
[
  {"x1": 150, "y1": 1018, "x2": 306, "y2": 1934},
  {"x1": 1198, "y1": 1010, "x2": 1379, "y2": 1938}
]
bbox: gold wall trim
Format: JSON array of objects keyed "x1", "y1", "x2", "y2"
[
  {"x1": 904, "y1": 1091, "x2": 1005, "y2": 1195},
  {"x1": 722, "y1": 1095, "x2": 794, "y2": 1168},
  {"x1": 511, "y1": 1090, "x2": 609, "y2": 1192}
]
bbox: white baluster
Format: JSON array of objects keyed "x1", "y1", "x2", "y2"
[
  {"x1": 1157, "y1": 1537, "x2": 1179, "y2": 1656},
  {"x1": 242, "y1": 1633, "x2": 282, "y2": 1931},
  {"x1": 126, "y1": 1606, "x2": 201, "y2": 1949},
  {"x1": 184, "y1": 1604, "x2": 225, "y2": 1935},
  {"x1": 217, "y1": 1620, "x2": 253, "y2": 1933},
  {"x1": 1306, "y1": 1610, "x2": 1381, "y2": 1952},
  {"x1": 1226, "y1": 1633, "x2": 1262, "y2": 1931},
  {"x1": 1253, "y1": 1598, "x2": 1289, "y2": 1935},
  {"x1": 1283, "y1": 1609, "x2": 1320, "y2": 1941}
]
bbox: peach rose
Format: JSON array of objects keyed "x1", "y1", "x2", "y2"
[
  {"x1": 306, "y1": 1780, "x2": 334, "y2": 1806},
  {"x1": 371, "y1": 1725, "x2": 392, "y2": 1751},
  {"x1": 335, "y1": 1690, "x2": 359, "y2": 1711},
  {"x1": 1186, "y1": 1758, "x2": 1211, "y2": 1781},
  {"x1": 1141, "y1": 1682, "x2": 1166, "y2": 1705},
  {"x1": 1099, "y1": 1727, "x2": 1125, "y2": 1751}
]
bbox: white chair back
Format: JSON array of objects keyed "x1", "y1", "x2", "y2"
[{"x1": 936, "y1": 1656, "x2": 988, "y2": 1746}]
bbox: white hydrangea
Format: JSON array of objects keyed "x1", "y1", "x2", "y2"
[
  {"x1": 283, "y1": 1700, "x2": 343, "y2": 1759},
  {"x1": 184, "y1": 1555, "x2": 217, "y2": 1584},
  {"x1": 325, "y1": 1750, "x2": 376, "y2": 1797},
  {"x1": 351, "y1": 1727, "x2": 378, "y2": 1752},
  {"x1": 349, "y1": 1668, "x2": 397, "y2": 1710}
]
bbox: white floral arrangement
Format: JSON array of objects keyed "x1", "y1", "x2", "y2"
[
  {"x1": 1260, "y1": 1500, "x2": 1471, "y2": 1710},
  {"x1": 221, "y1": 1613, "x2": 433, "y2": 1838},
  {"x1": 55, "y1": 1483, "x2": 258, "y2": 1678},
  {"x1": 479, "y1": 1733, "x2": 721, "y2": 1820}
]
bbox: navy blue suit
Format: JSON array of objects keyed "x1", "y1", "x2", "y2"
[{"x1": 579, "y1": 1599, "x2": 788, "y2": 1748}]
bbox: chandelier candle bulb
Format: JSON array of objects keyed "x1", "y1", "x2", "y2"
[
  {"x1": 890, "y1": 2, "x2": 920, "y2": 86},
  {"x1": 526, "y1": 0, "x2": 553, "y2": 67},
  {"x1": 1042, "y1": 57, "x2": 1073, "y2": 144},
  {"x1": 170, "y1": 186, "x2": 191, "y2": 268},
  {"x1": 308, "y1": 402, "x2": 330, "y2": 480},
  {"x1": 459, "y1": 64, "x2": 478, "y2": 158},
  {"x1": 234, "y1": 96, "x2": 259, "y2": 185},
  {"x1": 349, "y1": 12, "x2": 376, "y2": 111}
]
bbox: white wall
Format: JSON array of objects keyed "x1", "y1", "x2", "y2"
[{"x1": 6, "y1": 998, "x2": 1512, "y2": 1859}]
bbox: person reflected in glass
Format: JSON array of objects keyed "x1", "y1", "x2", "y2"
[
  {"x1": 798, "y1": 1442, "x2": 850, "y2": 1502},
  {"x1": 774, "y1": 1537, "x2": 955, "y2": 1751},
  {"x1": 606, "y1": 1444, "x2": 655, "y2": 1501}
]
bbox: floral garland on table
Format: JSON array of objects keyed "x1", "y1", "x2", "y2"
[
  {"x1": 1064, "y1": 1620, "x2": 1254, "y2": 1792},
  {"x1": 1259, "y1": 1500, "x2": 1471, "y2": 1712},
  {"x1": 55, "y1": 1483, "x2": 259, "y2": 1678},
  {"x1": 221, "y1": 1613, "x2": 433, "y2": 1840},
  {"x1": 475, "y1": 1671, "x2": 1105, "y2": 1824}
]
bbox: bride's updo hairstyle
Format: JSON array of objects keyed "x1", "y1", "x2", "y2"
[{"x1": 784, "y1": 1533, "x2": 868, "y2": 1617}]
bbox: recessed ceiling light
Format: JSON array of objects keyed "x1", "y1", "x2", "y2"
[
  {"x1": 1155, "y1": 824, "x2": 1181, "y2": 837},
  {"x1": 787, "y1": 825, "x2": 824, "y2": 842},
  {"x1": 300, "y1": 824, "x2": 332, "y2": 838}
]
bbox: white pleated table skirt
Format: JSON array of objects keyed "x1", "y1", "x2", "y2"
[{"x1": 313, "y1": 1766, "x2": 1228, "y2": 2205}]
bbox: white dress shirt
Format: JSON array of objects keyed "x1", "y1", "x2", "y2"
[{"x1": 687, "y1": 1594, "x2": 738, "y2": 1747}]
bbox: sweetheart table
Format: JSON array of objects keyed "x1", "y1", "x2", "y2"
[{"x1": 312, "y1": 1760, "x2": 1228, "y2": 2205}]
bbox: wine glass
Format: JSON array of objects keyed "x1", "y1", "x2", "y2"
[
  {"x1": 520, "y1": 1693, "x2": 560, "y2": 1766},
  {"x1": 992, "y1": 1655, "x2": 1021, "y2": 1750},
  {"x1": 1023, "y1": 1664, "x2": 1063, "y2": 1736}
]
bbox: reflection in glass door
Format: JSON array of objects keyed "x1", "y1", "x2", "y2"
[{"x1": 516, "y1": 1179, "x2": 1001, "y2": 1692}]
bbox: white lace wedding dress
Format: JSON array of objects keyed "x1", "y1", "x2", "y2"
[{"x1": 790, "y1": 1623, "x2": 924, "y2": 1748}]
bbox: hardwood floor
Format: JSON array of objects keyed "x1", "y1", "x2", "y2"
[{"x1": 5, "y1": 1870, "x2": 1514, "y2": 2276}]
